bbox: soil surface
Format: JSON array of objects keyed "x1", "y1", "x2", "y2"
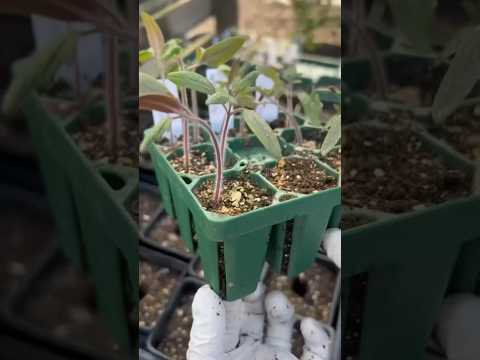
[
  {"x1": 139, "y1": 190, "x2": 161, "y2": 230},
  {"x1": 264, "y1": 157, "x2": 337, "y2": 194},
  {"x1": 195, "y1": 176, "x2": 274, "y2": 216},
  {"x1": 170, "y1": 150, "x2": 234, "y2": 176},
  {"x1": 343, "y1": 125, "x2": 472, "y2": 213},
  {"x1": 156, "y1": 294, "x2": 194, "y2": 360},
  {"x1": 20, "y1": 255, "x2": 127, "y2": 358},
  {"x1": 139, "y1": 261, "x2": 180, "y2": 329},
  {"x1": 427, "y1": 107, "x2": 480, "y2": 161},
  {"x1": 147, "y1": 216, "x2": 191, "y2": 257},
  {"x1": 340, "y1": 213, "x2": 376, "y2": 231},
  {"x1": 71, "y1": 116, "x2": 139, "y2": 167},
  {"x1": 266, "y1": 261, "x2": 337, "y2": 323}
]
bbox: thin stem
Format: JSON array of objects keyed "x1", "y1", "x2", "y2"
[
  {"x1": 219, "y1": 105, "x2": 233, "y2": 168},
  {"x1": 183, "y1": 112, "x2": 223, "y2": 206},
  {"x1": 178, "y1": 59, "x2": 190, "y2": 171},
  {"x1": 287, "y1": 84, "x2": 303, "y2": 144},
  {"x1": 343, "y1": 7, "x2": 389, "y2": 100},
  {"x1": 105, "y1": 33, "x2": 120, "y2": 162},
  {"x1": 191, "y1": 90, "x2": 201, "y2": 143}
]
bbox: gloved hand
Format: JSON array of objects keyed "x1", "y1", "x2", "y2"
[{"x1": 187, "y1": 228, "x2": 341, "y2": 360}]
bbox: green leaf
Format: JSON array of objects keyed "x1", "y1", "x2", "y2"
[
  {"x1": 235, "y1": 94, "x2": 256, "y2": 109},
  {"x1": 201, "y1": 35, "x2": 249, "y2": 67},
  {"x1": 139, "y1": 72, "x2": 170, "y2": 97},
  {"x1": 140, "y1": 11, "x2": 165, "y2": 60},
  {"x1": 242, "y1": 109, "x2": 282, "y2": 160},
  {"x1": 206, "y1": 89, "x2": 230, "y2": 105},
  {"x1": 140, "y1": 117, "x2": 173, "y2": 153},
  {"x1": 161, "y1": 39, "x2": 183, "y2": 61},
  {"x1": 298, "y1": 92, "x2": 325, "y2": 127},
  {"x1": 258, "y1": 66, "x2": 280, "y2": 81},
  {"x1": 139, "y1": 49, "x2": 154, "y2": 64},
  {"x1": 167, "y1": 71, "x2": 215, "y2": 95},
  {"x1": 2, "y1": 31, "x2": 77, "y2": 116},
  {"x1": 433, "y1": 27, "x2": 480, "y2": 122},
  {"x1": 232, "y1": 70, "x2": 260, "y2": 94},
  {"x1": 321, "y1": 114, "x2": 341, "y2": 156}
]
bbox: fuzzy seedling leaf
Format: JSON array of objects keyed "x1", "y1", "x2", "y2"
[
  {"x1": 298, "y1": 92, "x2": 325, "y2": 127},
  {"x1": 433, "y1": 27, "x2": 480, "y2": 123},
  {"x1": 235, "y1": 94, "x2": 256, "y2": 109},
  {"x1": 242, "y1": 109, "x2": 282, "y2": 160},
  {"x1": 201, "y1": 35, "x2": 249, "y2": 67},
  {"x1": 140, "y1": 117, "x2": 173, "y2": 153},
  {"x1": 140, "y1": 94, "x2": 184, "y2": 114},
  {"x1": 206, "y1": 89, "x2": 230, "y2": 105},
  {"x1": 139, "y1": 49, "x2": 154, "y2": 64},
  {"x1": 232, "y1": 70, "x2": 260, "y2": 94},
  {"x1": 3, "y1": 31, "x2": 77, "y2": 116},
  {"x1": 167, "y1": 71, "x2": 215, "y2": 95},
  {"x1": 321, "y1": 114, "x2": 341, "y2": 156},
  {"x1": 140, "y1": 11, "x2": 165, "y2": 60},
  {"x1": 139, "y1": 72, "x2": 170, "y2": 96}
]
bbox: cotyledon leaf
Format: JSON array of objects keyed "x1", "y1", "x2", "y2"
[
  {"x1": 139, "y1": 72, "x2": 170, "y2": 97},
  {"x1": 140, "y1": 11, "x2": 164, "y2": 60},
  {"x1": 167, "y1": 71, "x2": 215, "y2": 95},
  {"x1": 201, "y1": 35, "x2": 249, "y2": 67},
  {"x1": 242, "y1": 109, "x2": 282, "y2": 160},
  {"x1": 140, "y1": 117, "x2": 173, "y2": 153},
  {"x1": 321, "y1": 114, "x2": 341, "y2": 156}
]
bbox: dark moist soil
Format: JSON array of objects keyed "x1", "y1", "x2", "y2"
[
  {"x1": 21, "y1": 256, "x2": 127, "y2": 358},
  {"x1": 139, "y1": 190, "x2": 162, "y2": 230},
  {"x1": 156, "y1": 294, "x2": 194, "y2": 360},
  {"x1": 71, "y1": 116, "x2": 139, "y2": 167},
  {"x1": 139, "y1": 261, "x2": 180, "y2": 329},
  {"x1": 147, "y1": 216, "x2": 191, "y2": 257},
  {"x1": 195, "y1": 176, "x2": 274, "y2": 216},
  {"x1": 0, "y1": 201, "x2": 54, "y2": 301},
  {"x1": 170, "y1": 150, "x2": 233, "y2": 176},
  {"x1": 427, "y1": 107, "x2": 480, "y2": 161},
  {"x1": 263, "y1": 158, "x2": 337, "y2": 194},
  {"x1": 266, "y1": 261, "x2": 337, "y2": 323},
  {"x1": 343, "y1": 125, "x2": 472, "y2": 213},
  {"x1": 340, "y1": 213, "x2": 376, "y2": 231}
]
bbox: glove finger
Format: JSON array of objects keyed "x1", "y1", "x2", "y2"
[
  {"x1": 225, "y1": 338, "x2": 261, "y2": 360},
  {"x1": 187, "y1": 285, "x2": 226, "y2": 360},
  {"x1": 323, "y1": 228, "x2": 341, "y2": 269},
  {"x1": 300, "y1": 318, "x2": 332, "y2": 360},
  {"x1": 240, "y1": 282, "x2": 266, "y2": 344},
  {"x1": 224, "y1": 299, "x2": 244, "y2": 352},
  {"x1": 265, "y1": 290, "x2": 295, "y2": 352}
]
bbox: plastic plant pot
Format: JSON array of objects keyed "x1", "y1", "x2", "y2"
[
  {"x1": 23, "y1": 92, "x2": 138, "y2": 352},
  {"x1": 149, "y1": 138, "x2": 341, "y2": 301},
  {"x1": 341, "y1": 122, "x2": 480, "y2": 360},
  {"x1": 139, "y1": 246, "x2": 189, "y2": 339}
]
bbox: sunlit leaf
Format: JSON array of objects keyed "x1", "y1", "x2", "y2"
[
  {"x1": 139, "y1": 72, "x2": 170, "y2": 97},
  {"x1": 232, "y1": 70, "x2": 259, "y2": 94},
  {"x1": 139, "y1": 49, "x2": 154, "y2": 64},
  {"x1": 2, "y1": 31, "x2": 77, "y2": 116},
  {"x1": 206, "y1": 89, "x2": 230, "y2": 105},
  {"x1": 235, "y1": 94, "x2": 256, "y2": 109},
  {"x1": 201, "y1": 35, "x2": 249, "y2": 67},
  {"x1": 321, "y1": 114, "x2": 341, "y2": 156},
  {"x1": 140, "y1": 11, "x2": 164, "y2": 60},
  {"x1": 242, "y1": 109, "x2": 282, "y2": 159},
  {"x1": 140, "y1": 117, "x2": 173, "y2": 153},
  {"x1": 167, "y1": 71, "x2": 215, "y2": 95},
  {"x1": 140, "y1": 94, "x2": 184, "y2": 114}
]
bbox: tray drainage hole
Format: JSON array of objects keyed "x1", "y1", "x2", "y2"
[
  {"x1": 292, "y1": 277, "x2": 308, "y2": 297},
  {"x1": 181, "y1": 176, "x2": 192, "y2": 185},
  {"x1": 101, "y1": 171, "x2": 126, "y2": 190}
]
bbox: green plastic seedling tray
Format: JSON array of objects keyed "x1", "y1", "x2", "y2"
[
  {"x1": 24, "y1": 92, "x2": 138, "y2": 352},
  {"x1": 341, "y1": 122, "x2": 480, "y2": 360},
  {"x1": 149, "y1": 137, "x2": 340, "y2": 301}
]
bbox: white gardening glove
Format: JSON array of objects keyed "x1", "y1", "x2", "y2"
[
  {"x1": 435, "y1": 293, "x2": 480, "y2": 360},
  {"x1": 323, "y1": 228, "x2": 341, "y2": 269},
  {"x1": 187, "y1": 285, "x2": 333, "y2": 360}
]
